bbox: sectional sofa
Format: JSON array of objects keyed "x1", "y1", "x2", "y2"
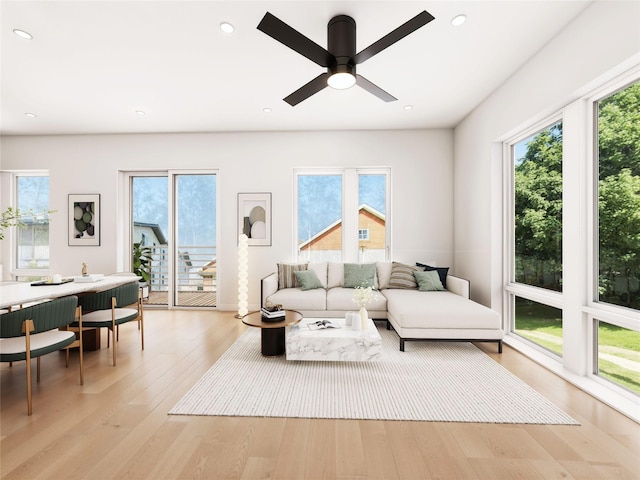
[{"x1": 261, "y1": 261, "x2": 503, "y2": 352}]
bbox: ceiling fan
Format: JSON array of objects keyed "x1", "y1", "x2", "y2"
[{"x1": 257, "y1": 10, "x2": 435, "y2": 106}]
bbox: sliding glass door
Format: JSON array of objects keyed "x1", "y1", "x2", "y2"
[
  {"x1": 129, "y1": 171, "x2": 217, "y2": 308},
  {"x1": 174, "y1": 173, "x2": 217, "y2": 307}
]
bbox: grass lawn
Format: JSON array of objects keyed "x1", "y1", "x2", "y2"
[{"x1": 515, "y1": 300, "x2": 640, "y2": 395}]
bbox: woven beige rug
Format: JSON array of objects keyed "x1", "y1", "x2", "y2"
[{"x1": 169, "y1": 323, "x2": 578, "y2": 424}]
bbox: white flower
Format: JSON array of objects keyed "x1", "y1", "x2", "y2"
[{"x1": 352, "y1": 284, "x2": 378, "y2": 308}]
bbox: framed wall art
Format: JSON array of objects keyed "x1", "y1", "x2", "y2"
[
  {"x1": 238, "y1": 192, "x2": 271, "y2": 246},
  {"x1": 68, "y1": 194, "x2": 100, "y2": 246}
]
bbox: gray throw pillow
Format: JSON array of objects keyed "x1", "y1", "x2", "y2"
[
  {"x1": 388, "y1": 262, "x2": 423, "y2": 289},
  {"x1": 294, "y1": 270, "x2": 324, "y2": 290},
  {"x1": 343, "y1": 263, "x2": 376, "y2": 288},
  {"x1": 414, "y1": 270, "x2": 446, "y2": 291}
]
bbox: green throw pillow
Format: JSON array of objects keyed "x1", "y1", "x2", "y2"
[
  {"x1": 343, "y1": 263, "x2": 376, "y2": 288},
  {"x1": 414, "y1": 270, "x2": 446, "y2": 291},
  {"x1": 294, "y1": 270, "x2": 324, "y2": 290}
]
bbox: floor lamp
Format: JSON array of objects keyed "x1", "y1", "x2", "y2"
[{"x1": 236, "y1": 233, "x2": 249, "y2": 318}]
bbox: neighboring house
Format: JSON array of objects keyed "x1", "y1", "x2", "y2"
[
  {"x1": 133, "y1": 222, "x2": 168, "y2": 291},
  {"x1": 133, "y1": 222, "x2": 167, "y2": 247},
  {"x1": 298, "y1": 204, "x2": 386, "y2": 262},
  {"x1": 198, "y1": 259, "x2": 217, "y2": 290}
]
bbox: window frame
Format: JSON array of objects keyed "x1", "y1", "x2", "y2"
[
  {"x1": 501, "y1": 66, "x2": 640, "y2": 413},
  {"x1": 9, "y1": 171, "x2": 51, "y2": 279},
  {"x1": 504, "y1": 114, "x2": 565, "y2": 356},
  {"x1": 293, "y1": 168, "x2": 391, "y2": 263},
  {"x1": 584, "y1": 74, "x2": 640, "y2": 395}
]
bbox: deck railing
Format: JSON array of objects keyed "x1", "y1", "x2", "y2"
[{"x1": 145, "y1": 244, "x2": 216, "y2": 306}]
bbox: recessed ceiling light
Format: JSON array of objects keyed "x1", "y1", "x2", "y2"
[
  {"x1": 220, "y1": 22, "x2": 235, "y2": 34},
  {"x1": 451, "y1": 14, "x2": 467, "y2": 26},
  {"x1": 263, "y1": 108, "x2": 272, "y2": 113},
  {"x1": 13, "y1": 29, "x2": 33, "y2": 40},
  {"x1": 403, "y1": 105, "x2": 413, "y2": 111},
  {"x1": 135, "y1": 110, "x2": 146, "y2": 116},
  {"x1": 24, "y1": 112, "x2": 37, "y2": 118}
]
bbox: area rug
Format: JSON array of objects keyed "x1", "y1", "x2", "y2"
[{"x1": 169, "y1": 324, "x2": 578, "y2": 424}]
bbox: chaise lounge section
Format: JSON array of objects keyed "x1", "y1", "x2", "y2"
[{"x1": 261, "y1": 261, "x2": 503, "y2": 352}]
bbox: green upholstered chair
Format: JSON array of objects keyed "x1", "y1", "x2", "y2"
[
  {"x1": 0, "y1": 296, "x2": 83, "y2": 416},
  {"x1": 75, "y1": 281, "x2": 143, "y2": 366}
]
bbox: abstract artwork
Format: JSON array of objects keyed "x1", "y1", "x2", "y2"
[
  {"x1": 68, "y1": 194, "x2": 100, "y2": 246},
  {"x1": 238, "y1": 193, "x2": 271, "y2": 246}
]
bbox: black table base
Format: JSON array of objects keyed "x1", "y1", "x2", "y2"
[{"x1": 261, "y1": 327, "x2": 286, "y2": 356}]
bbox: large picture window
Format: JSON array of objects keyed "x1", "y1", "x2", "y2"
[
  {"x1": 596, "y1": 81, "x2": 640, "y2": 311},
  {"x1": 508, "y1": 120, "x2": 564, "y2": 355},
  {"x1": 504, "y1": 71, "x2": 639, "y2": 413},
  {"x1": 513, "y1": 121, "x2": 563, "y2": 292}
]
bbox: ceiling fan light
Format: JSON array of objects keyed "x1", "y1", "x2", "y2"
[{"x1": 327, "y1": 72, "x2": 356, "y2": 90}]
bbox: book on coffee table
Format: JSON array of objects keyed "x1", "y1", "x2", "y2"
[
  {"x1": 261, "y1": 307, "x2": 285, "y2": 319},
  {"x1": 308, "y1": 319, "x2": 342, "y2": 330}
]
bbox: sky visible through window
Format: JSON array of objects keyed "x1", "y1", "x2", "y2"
[{"x1": 298, "y1": 174, "x2": 386, "y2": 242}]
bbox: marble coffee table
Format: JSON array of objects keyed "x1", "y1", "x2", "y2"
[{"x1": 285, "y1": 317, "x2": 381, "y2": 361}]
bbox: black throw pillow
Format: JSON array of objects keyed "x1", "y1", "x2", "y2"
[{"x1": 415, "y1": 263, "x2": 449, "y2": 289}]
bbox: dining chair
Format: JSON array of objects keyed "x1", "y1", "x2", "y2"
[
  {"x1": 75, "y1": 281, "x2": 143, "y2": 366},
  {"x1": 0, "y1": 296, "x2": 83, "y2": 415}
]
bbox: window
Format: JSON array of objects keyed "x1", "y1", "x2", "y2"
[
  {"x1": 503, "y1": 71, "x2": 640, "y2": 416},
  {"x1": 295, "y1": 169, "x2": 389, "y2": 263},
  {"x1": 514, "y1": 296, "x2": 563, "y2": 357},
  {"x1": 15, "y1": 174, "x2": 50, "y2": 273},
  {"x1": 595, "y1": 319, "x2": 640, "y2": 395},
  {"x1": 296, "y1": 173, "x2": 343, "y2": 262},
  {"x1": 358, "y1": 173, "x2": 387, "y2": 262},
  {"x1": 513, "y1": 121, "x2": 563, "y2": 292},
  {"x1": 507, "y1": 120, "x2": 564, "y2": 355},
  {"x1": 596, "y1": 81, "x2": 640, "y2": 312}
]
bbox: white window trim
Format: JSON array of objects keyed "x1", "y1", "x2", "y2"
[
  {"x1": 293, "y1": 168, "x2": 391, "y2": 262},
  {"x1": 6, "y1": 171, "x2": 50, "y2": 279},
  {"x1": 500, "y1": 62, "x2": 640, "y2": 422}
]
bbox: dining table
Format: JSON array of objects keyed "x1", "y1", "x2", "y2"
[{"x1": 0, "y1": 274, "x2": 141, "y2": 350}]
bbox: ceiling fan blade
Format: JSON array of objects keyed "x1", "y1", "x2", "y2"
[
  {"x1": 284, "y1": 73, "x2": 331, "y2": 106},
  {"x1": 355, "y1": 10, "x2": 435, "y2": 64},
  {"x1": 258, "y1": 12, "x2": 334, "y2": 67},
  {"x1": 356, "y1": 75, "x2": 397, "y2": 102}
]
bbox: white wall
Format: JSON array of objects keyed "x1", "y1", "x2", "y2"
[
  {"x1": 453, "y1": 0, "x2": 640, "y2": 308},
  {"x1": 0, "y1": 128, "x2": 453, "y2": 310}
]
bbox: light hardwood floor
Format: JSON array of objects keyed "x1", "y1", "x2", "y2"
[{"x1": 1, "y1": 310, "x2": 638, "y2": 480}]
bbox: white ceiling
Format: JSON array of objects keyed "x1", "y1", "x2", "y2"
[{"x1": 0, "y1": 1, "x2": 591, "y2": 136}]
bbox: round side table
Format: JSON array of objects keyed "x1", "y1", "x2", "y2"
[{"x1": 241, "y1": 309, "x2": 303, "y2": 356}]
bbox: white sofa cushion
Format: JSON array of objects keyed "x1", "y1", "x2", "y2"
[
  {"x1": 308, "y1": 262, "x2": 328, "y2": 288},
  {"x1": 376, "y1": 262, "x2": 392, "y2": 289},
  {"x1": 327, "y1": 262, "x2": 344, "y2": 288},
  {"x1": 267, "y1": 287, "x2": 327, "y2": 311},
  {"x1": 326, "y1": 287, "x2": 387, "y2": 312},
  {"x1": 382, "y1": 289, "x2": 501, "y2": 330}
]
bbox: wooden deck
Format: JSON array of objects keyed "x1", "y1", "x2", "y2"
[{"x1": 146, "y1": 290, "x2": 216, "y2": 307}]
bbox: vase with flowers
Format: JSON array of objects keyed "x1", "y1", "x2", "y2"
[{"x1": 352, "y1": 283, "x2": 378, "y2": 330}]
